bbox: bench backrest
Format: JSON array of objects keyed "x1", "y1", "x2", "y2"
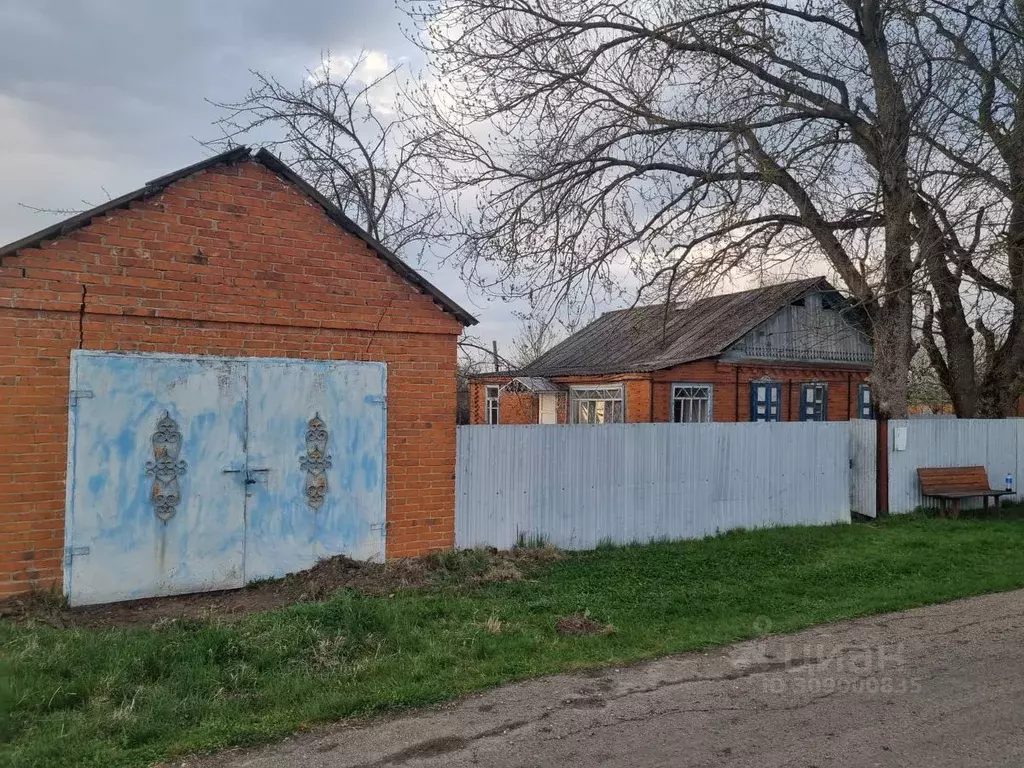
[{"x1": 918, "y1": 466, "x2": 993, "y2": 495}]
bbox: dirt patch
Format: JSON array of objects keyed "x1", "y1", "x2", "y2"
[
  {"x1": 0, "y1": 546, "x2": 562, "y2": 629},
  {"x1": 561, "y1": 695, "x2": 608, "y2": 709},
  {"x1": 556, "y1": 613, "x2": 616, "y2": 636},
  {"x1": 377, "y1": 735, "x2": 471, "y2": 765}
]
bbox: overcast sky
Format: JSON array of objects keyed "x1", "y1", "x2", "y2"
[{"x1": 0, "y1": 0, "x2": 527, "y2": 351}]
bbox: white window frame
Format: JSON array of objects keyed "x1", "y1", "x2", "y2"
[
  {"x1": 484, "y1": 384, "x2": 500, "y2": 425},
  {"x1": 570, "y1": 385, "x2": 625, "y2": 424},
  {"x1": 671, "y1": 383, "x2": 714, "y2": 423}
]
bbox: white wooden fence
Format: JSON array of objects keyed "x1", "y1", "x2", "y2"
[{"x1": 455, "y1": 423, "x2": 852, "y2": 550}]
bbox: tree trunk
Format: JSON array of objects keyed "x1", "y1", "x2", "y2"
[
  {"x1": 914, "y1": 205, "x2": 980, "y2": 417},
  {"x1": 976, "y1": 376, "x2": 1019, "y2": 417},
  {"x1": 869, "y1": 297, "x2": 914, "y2": 419},
  {"x1": 856, "y1": 1, "x2": 916, "y2": 419}
]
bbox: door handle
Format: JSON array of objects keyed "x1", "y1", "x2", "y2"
[
  {"x1": 223, "y1": 466, "x2": 269, "y2": 483},
  {"x1": 245, "y1": 468, "x2": 270, "y2": 485}
]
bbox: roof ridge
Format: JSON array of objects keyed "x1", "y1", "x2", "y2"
[
  {"x1": 594, "y1": 276, "x2": 829, "y2": 318},
  {"x1": 0, "y1": 146, "x2": 477, "y2": 326}
]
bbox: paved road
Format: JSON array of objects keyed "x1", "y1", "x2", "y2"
[{"x1": 183, "y1": 590, "x2": 1024, "y2": 767}]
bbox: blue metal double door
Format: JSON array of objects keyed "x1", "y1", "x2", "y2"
[{"x1": 65, "y1": 351, "x2": 387, "y2": 606}]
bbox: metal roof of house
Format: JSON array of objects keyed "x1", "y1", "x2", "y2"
[
  {"x1": 0, "y1": 146, "x2": 477, "y2": 326},
  {"x1": 520, "y1": 277, "x2": 847, "y2": 377},
  {"x1": 502, "y1": 376, "x2": 563, "y2": 393}
]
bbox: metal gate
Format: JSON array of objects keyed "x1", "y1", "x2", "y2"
[{"x1": 64, "y1": 351, "x2": 387, "y2": 606}]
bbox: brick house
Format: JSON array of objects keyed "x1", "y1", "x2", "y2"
[
  {"x1": 471, "y1": 278, "x2": 873, "y2": 426},
  {"x1": 0, "y1": 146, "x2": 476, "y2": 599}
]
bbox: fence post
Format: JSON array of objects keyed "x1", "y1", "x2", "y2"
[{"x1": 876, "y1": 418, "x2": 889, "y2": 515}]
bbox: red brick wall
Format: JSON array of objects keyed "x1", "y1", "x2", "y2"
[
  {"x1": 622, "y1": 380, "x2": 651, "y2": 422},
  {"x1": 0, "y1": 305, "x2": 82, "y2": 593},
  {"x1": 653, "y1": 361, "x2": 870, "y2": 422},
  {"x1": 499, "y1": 391, "x2": 537, "y2": 424},
  {"x1": 471, "y1": 366, "x2": 869, "y2": 426},
  {"x1": 469, "y1": 380, "x2": 486, "y2": 425},
  {"x1": 0, "y1": 159, "x2": 463, "y2": 597}
]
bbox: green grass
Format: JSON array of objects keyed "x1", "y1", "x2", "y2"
[{"x1": 6, "y1": 510, "x2": 1024, "y2": 767}]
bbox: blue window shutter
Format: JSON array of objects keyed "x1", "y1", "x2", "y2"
[
  {"x1": 750, "y1": 383, "x2": 763, "y2": 422},
  {"x1": 750, "y1": 382, "x2": 782, "y2": 422},
  {"x1": 858, "y1": 383, "x2": 873, "y2": 419},
  {"x1": 801, "y1": 383, "x2": 827, "y2": 422}
]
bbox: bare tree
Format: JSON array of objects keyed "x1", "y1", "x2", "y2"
[
  {"x1": 404, "y1": 0, "x2": 952, "y2": 417},
  {"x1": 455, "y1": 342, "x2": 491, "y2": 423},
  {"x1": 510, "y1": 310, "x2": 566, "y2": 368},
  {"x1": 404, "y1": 0, "x2": 1024, "y2": 417},
  {"x1": 907, "y1": 1, "x2": 1024, "y2": 416},
  {"x1": 209, "y1": 51, "x2": 442, "y2": 261},
  {"x1": 909, "y1": 348, "x2": 953, "y2": 411},
  {"x1": 212, "y1": 51, "x2": 508, "y2": 385}
]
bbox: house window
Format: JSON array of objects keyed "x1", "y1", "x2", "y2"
[
  {"x1": 801, "y1": 383, "x2": 828, "y2": 421},
  {"x1": 672, "y1": 384, "x2": 713, "y2": 423},
  {"x1": 750, "y1": 381, "x2": 781, "y2": 422},
  {"x1": 570, "y1": 386, "x2": 624, "y2": 424},
  {"x1": 485, "y1": 385, "x2": 500, "y2": 425},
  {"x1": 857, "y1": 383, "x2": 874, "y2": 419}
]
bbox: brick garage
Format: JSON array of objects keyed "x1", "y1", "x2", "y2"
[{"x1": 0, "y1": 147, "x2": 476, "y2": 598}]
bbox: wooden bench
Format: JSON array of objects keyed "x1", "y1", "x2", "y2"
[{"x1": 917, "y1": 466, "x2": 1014, "y2": 517}]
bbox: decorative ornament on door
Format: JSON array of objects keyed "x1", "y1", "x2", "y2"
[
  {"x1": 300, "y1": 413, "x2": 333, "y2": 510},
  {"x1": 145, "y1": 412, "x2": 188, "y2": 521}
]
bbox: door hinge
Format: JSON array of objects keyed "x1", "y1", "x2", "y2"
[
  {"x1": 65, "y1": 545, "x2": 90, "y2": 558},
  {"x1": 370, "y1": 522, "x2": 388, "y2": 535},
  {"x1": 68, "y1": 390, "x2": 94, "y2": 406},
  {"x1": 367, "y1": 394, "x2": 387, "y2": 404}
]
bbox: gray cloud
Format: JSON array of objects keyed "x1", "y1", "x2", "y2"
[{"x1": 0, "y1": 1, "x2": 524, "y2": 347}]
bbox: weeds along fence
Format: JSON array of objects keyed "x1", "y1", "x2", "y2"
[{"x1": 455, "y1": 422, "x2": 852, "y2": 550}]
